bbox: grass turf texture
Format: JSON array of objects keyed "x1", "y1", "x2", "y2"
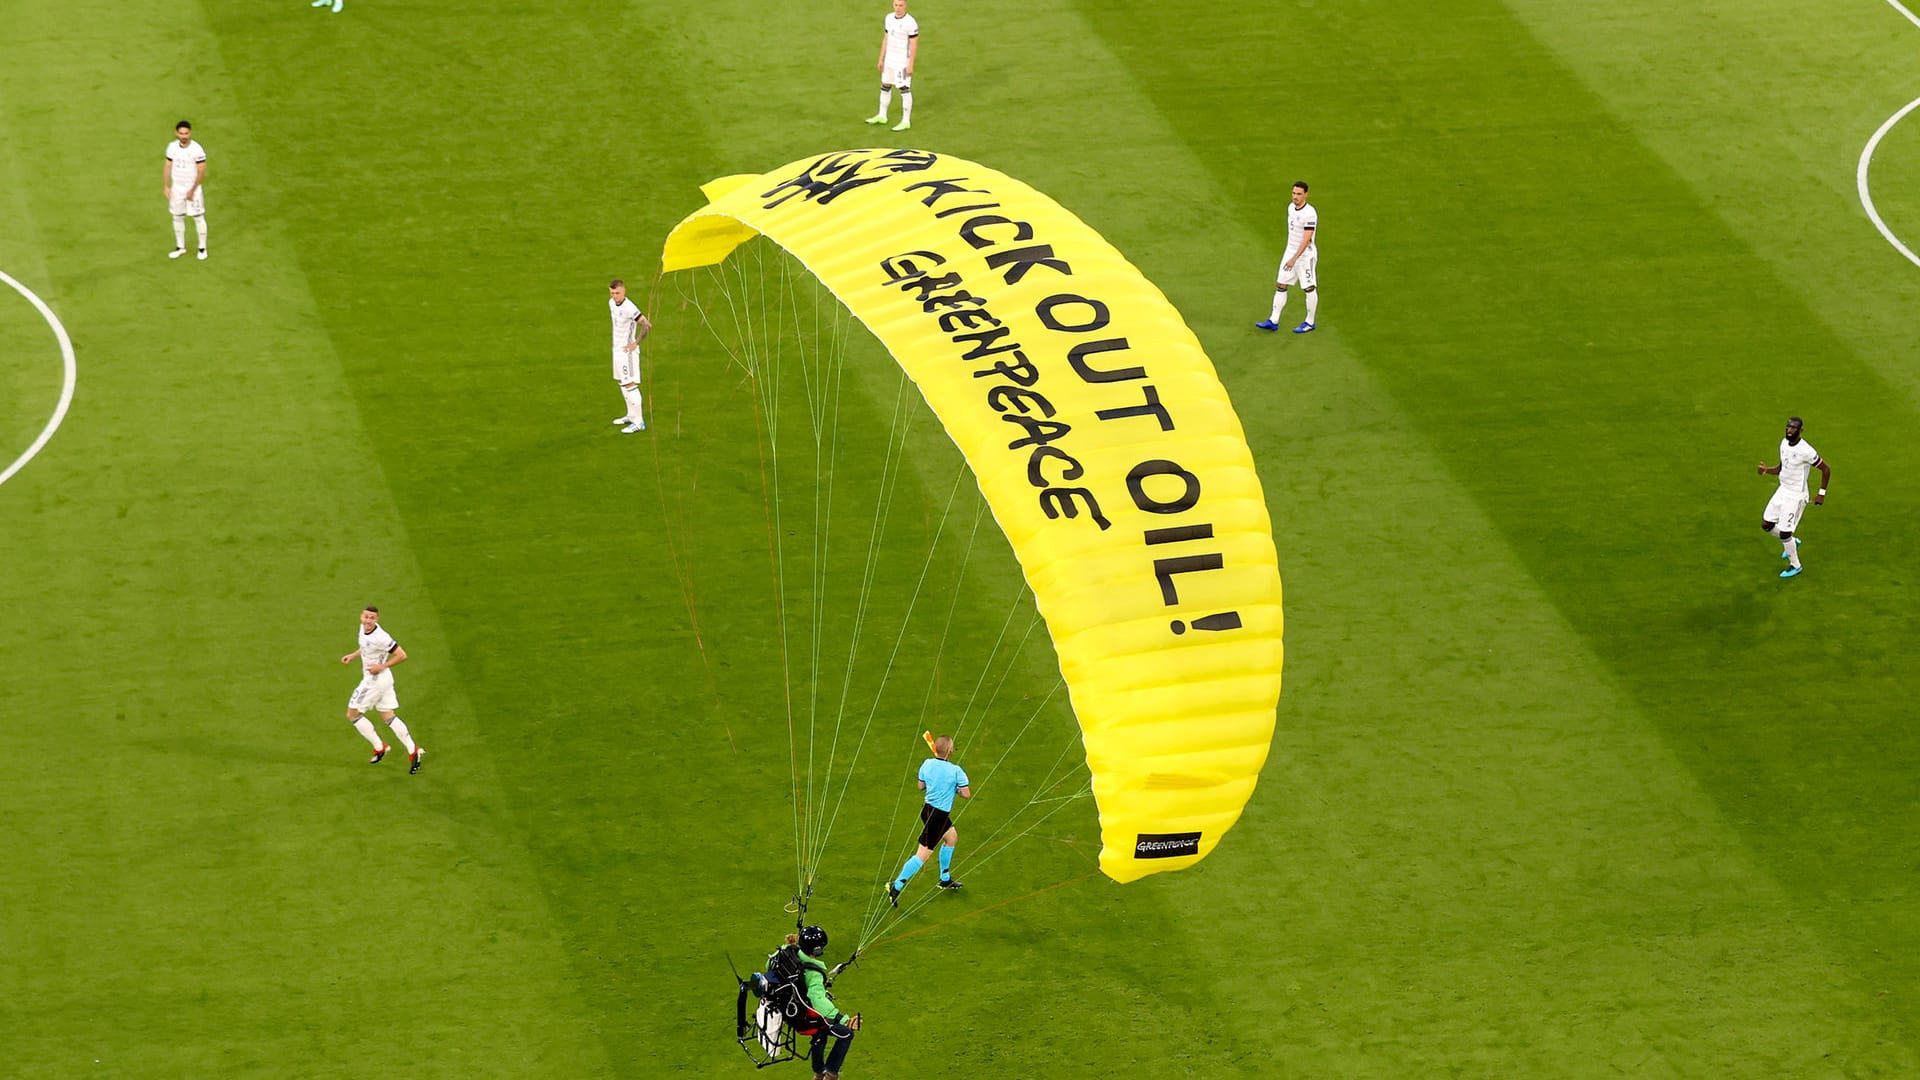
[{"x1": 4, "y1": 0, "x2": 1920, "y2": 1075}]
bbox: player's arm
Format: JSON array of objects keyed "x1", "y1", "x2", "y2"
[
  {"x1": 340, "y1": 648, "x2": 362, "y2": 665},
  {"x1": 163, "y1": 156, "x2": 171, "y2": 198},
  {"x1": 957, "y1": 784, "x2": 971, "y2": 799},
  {"x1": 917, "y1": 779, "x2": 927, "y2": 791},
  {"x1": 1814, "y1": 458, "x2": 1830, "y2": 504},
  {"x1": 1286, "y1": 226, "x2": 1314, "y2": 267},
  {"x1": 906, "y1": 32, "x2": 917, "y2": 75},
  {"x1": 1756, "y1": 460, "x2": 1780, "y2": 476},
  {"x1": 877, "y1": 32, "x2": 888, "y2": 71},
  {"x1": 635, "y1": 312, "x2": 652, "y2": 343},
  {"x1": 370, "y1": 644, "x2": 407, "y2": 675},
  {"x1": 190, "y1": 159, "x2": 205, "y2": 198}
]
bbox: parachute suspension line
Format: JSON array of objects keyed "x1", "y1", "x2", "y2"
[
  {"x1": 704, "y1": 246, "x2": 811, "y2": 904},
  {"x1": 950, "y1": 605, "x2": 1048, "y2": 759},
  {"x1": 805, "y1": 459, "x2": 974, "y2": 878},
  {"x1": 792, "y1": 260, "x2": 852, "y2": 884},
  {"x1": 790, "y1": 367, "x2": 914, "y2": 885}
]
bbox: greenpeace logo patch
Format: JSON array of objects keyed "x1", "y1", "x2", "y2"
[{"x1": 1134, "y1": 832, "x2": 1201, "y2": 859}]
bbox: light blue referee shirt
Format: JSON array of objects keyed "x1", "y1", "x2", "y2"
[{"x1": 918, "y1": 757, "x2": 970, "y2": 812}]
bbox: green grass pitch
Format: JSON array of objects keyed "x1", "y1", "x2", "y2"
[{"x1": 4, "y1": 0, "x2": 1920, "y2": 1075}]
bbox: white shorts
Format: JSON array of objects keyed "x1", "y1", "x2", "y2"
[
  {"x1": 612, "y1": 348, "x2": 641, "y2": 385},
  {"x1": 1277, "y1": 251, "x2": 1317, "y2": 289},
  {"x1": 1764, "y1": 489, "x2": 1809, "y2": 534},
  {"x1": 348, "y1": 673, "x2": 399, "y2": 714},
  {"x1": 169, "y1": 191, "x2": 205, "y2": 217},
  {"x1": 883, "y1": 64, "x2": 912, "y2": 88}
]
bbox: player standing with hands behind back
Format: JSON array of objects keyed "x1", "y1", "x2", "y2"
[{"x1": 865, "y1": 0, "x2": 918, "y2": 133}]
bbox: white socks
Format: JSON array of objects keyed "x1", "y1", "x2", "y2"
[
  {"x1": 352, "y1": 716, "x2": 383, "y2": 749},
  {"x1": 1270, "y1": 288, "x2": 1288, "y2": 323},
  {"x1": 620, "y1": 383, "x2": 645, "y2": 420},
  {"x1": 1303, "y1": 289, "x2": 1317, "y2": 326},
  {"x1": 387, "y1": 716, "x2": 417, "y2": 755},
  {"x1": 901, "y1": 89, "x2": 913, "y2": 123},
  {"x1": 1782, "y1": 537, "x2": 1800, "y2": 569},
  {"x1": 878, "y1": 87, "x2": 893, "y2": 117},
  {"x1": 193, "y1": 214, "x2": 206, "y2": 251},
  {"x1": 173, "y1": 215, "x2": 187, "y2": 250}
]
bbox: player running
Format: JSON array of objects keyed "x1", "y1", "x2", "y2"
[
  {"x1": 340, "y1": 606, "x2": 426, "y2": 772},
  {"x1": 1257, "y1": 181, "x2": 1319, "y2": 334},
  {"x1": 1758, "y1": 416, "x2": 1830, "y2": 579},
  {"x1": 886, "y1": 735, "x2": 970, "y2": 905},
  {"x1": 164, "y1": 122, "x2": 208, "y2": 261},
  {"x1": 865, "y1": 0, "x2": 919, "y2": 132}
]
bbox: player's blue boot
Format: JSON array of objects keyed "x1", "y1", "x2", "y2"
[
  {"x1": 1255, "y1": 319, "x2": 1279, "y2": 331},
  {"x1": 1779, "y1": 566, "x2": 1803, "y2": 578},
  {"x1": 1781, "y1": 540, "x2": 1801, "y2": 560},
  {"x1": 1292, "y1": 322, "x2": 1315, "y2": 334}
]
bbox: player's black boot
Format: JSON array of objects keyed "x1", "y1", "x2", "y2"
[
  {"x1": 886, "y1": 882, "x2": 901, "y2": 907},
  {"x1": 370, "y1": 743, "x2": 390, "y2": 764},
  {"x1": 936, "y1": 878, "x2": 964, "y2": 890},
  {"x1": 409, "y1": 747, "x2": 426, "y2": 774}
]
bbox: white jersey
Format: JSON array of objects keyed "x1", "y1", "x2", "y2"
[
  {"x1": 883, "y1": 12, "x2": 919, "y2": 66},
  {"x1": 1286, "y1": 201, "x2": 1318, "y2": 259},
  {"x1": 166, "y1": 140, "x2": 206, "y2": 189},
  {"x1": 358, "y1": 623, "x2": 399, "y2": 676},
  {"x1": 1775, "y1": 438, "x2": 1821, "y2": 495},
  {"x1": 611, "y1": 297, "x2": 644, "y2": 348}
]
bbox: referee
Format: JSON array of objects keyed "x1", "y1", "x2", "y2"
[{"x1": 887, "y1": 735, "x2": 971, "y2": 905}]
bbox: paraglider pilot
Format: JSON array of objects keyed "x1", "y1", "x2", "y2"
[{"x1": 785, "y1": 925, "x2": 861, "y2": 1079}]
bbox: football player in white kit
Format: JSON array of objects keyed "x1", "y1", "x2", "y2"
[
  {"x1": 1757, "y1": 416, "x2": 1830, "y2": 579},
  {"x1": 164, "y1": 121, "x2": 208, "y2": 261},
  {"x1": 1257, "y1": 182, "x2": 1318, "y2": 334},
  {"x1": 340, "y1": 606, "x2": 426, "y2": 772},
  {"x1": 865, "y1": 0, "x2": 919, "y2": 132},
  {"x1": 609, "y1": 279, "x2": 651, "y2": 433}
]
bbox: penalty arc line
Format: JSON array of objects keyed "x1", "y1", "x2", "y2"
[
  {"x1": 0, "y1": 268, "x2": 77, "y2": 488},
  {"x1": 1858, "y1": 96, "x2": 1920, "y2": 270},
  {"x1": 1858, "y1": 0, "x2": 1920, "y2": 268}
]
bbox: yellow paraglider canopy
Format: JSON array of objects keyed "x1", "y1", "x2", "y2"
[{"x1": 662, "y1": 149, "x2": 1283, "y2": 883}]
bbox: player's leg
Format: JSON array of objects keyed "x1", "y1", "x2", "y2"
[
  {"x1": 936, "y1": 824, "x2": 961, "y2": 888},
  {"x1": 869, "y1": 80, "x2": 894, "y2": 124},
  {"x1": 1259, "y1": 278, "x2": 1290, "y2": 330},
  {"x1": 192, "y1": 212, "x2": 207, "y2": 259},
  {"x1": 380, "y1": 709, "x2": 417, "y2": 756},
  {"x1": 620, "y1": 381, "x2": 646, "y2": 432},
  {"x1": 170, "y1": 200, "x2": 188, "y2": 256},
  {"x1": 1766, "y1": 499, "x2": 1797, "y2": 576},
  {"x1": 1296, "y1": 258, "x2": 1318, "y2": 331},
  {"x1": 893, "y1": 75, "x2": 912, "y2": 131},
  {"x1": 347, "y1": 706, "x2": 389, "y2": 761}
]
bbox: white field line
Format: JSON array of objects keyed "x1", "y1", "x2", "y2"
[
  {"x1": 1858, "y1": 0, "x2": 1920, "y2": 267},
  {"x1": 0, "y1": 268, "x2": 77, "y2": 487}
]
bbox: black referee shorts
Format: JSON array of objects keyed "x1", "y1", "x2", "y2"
[{"x1": 917, "y1": 803, "x2": 953, "y2": 849}]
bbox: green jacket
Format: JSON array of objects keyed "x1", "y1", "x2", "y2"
[{"x1": 795, "y1": 950, "x2": 847, "y2": 1024}]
